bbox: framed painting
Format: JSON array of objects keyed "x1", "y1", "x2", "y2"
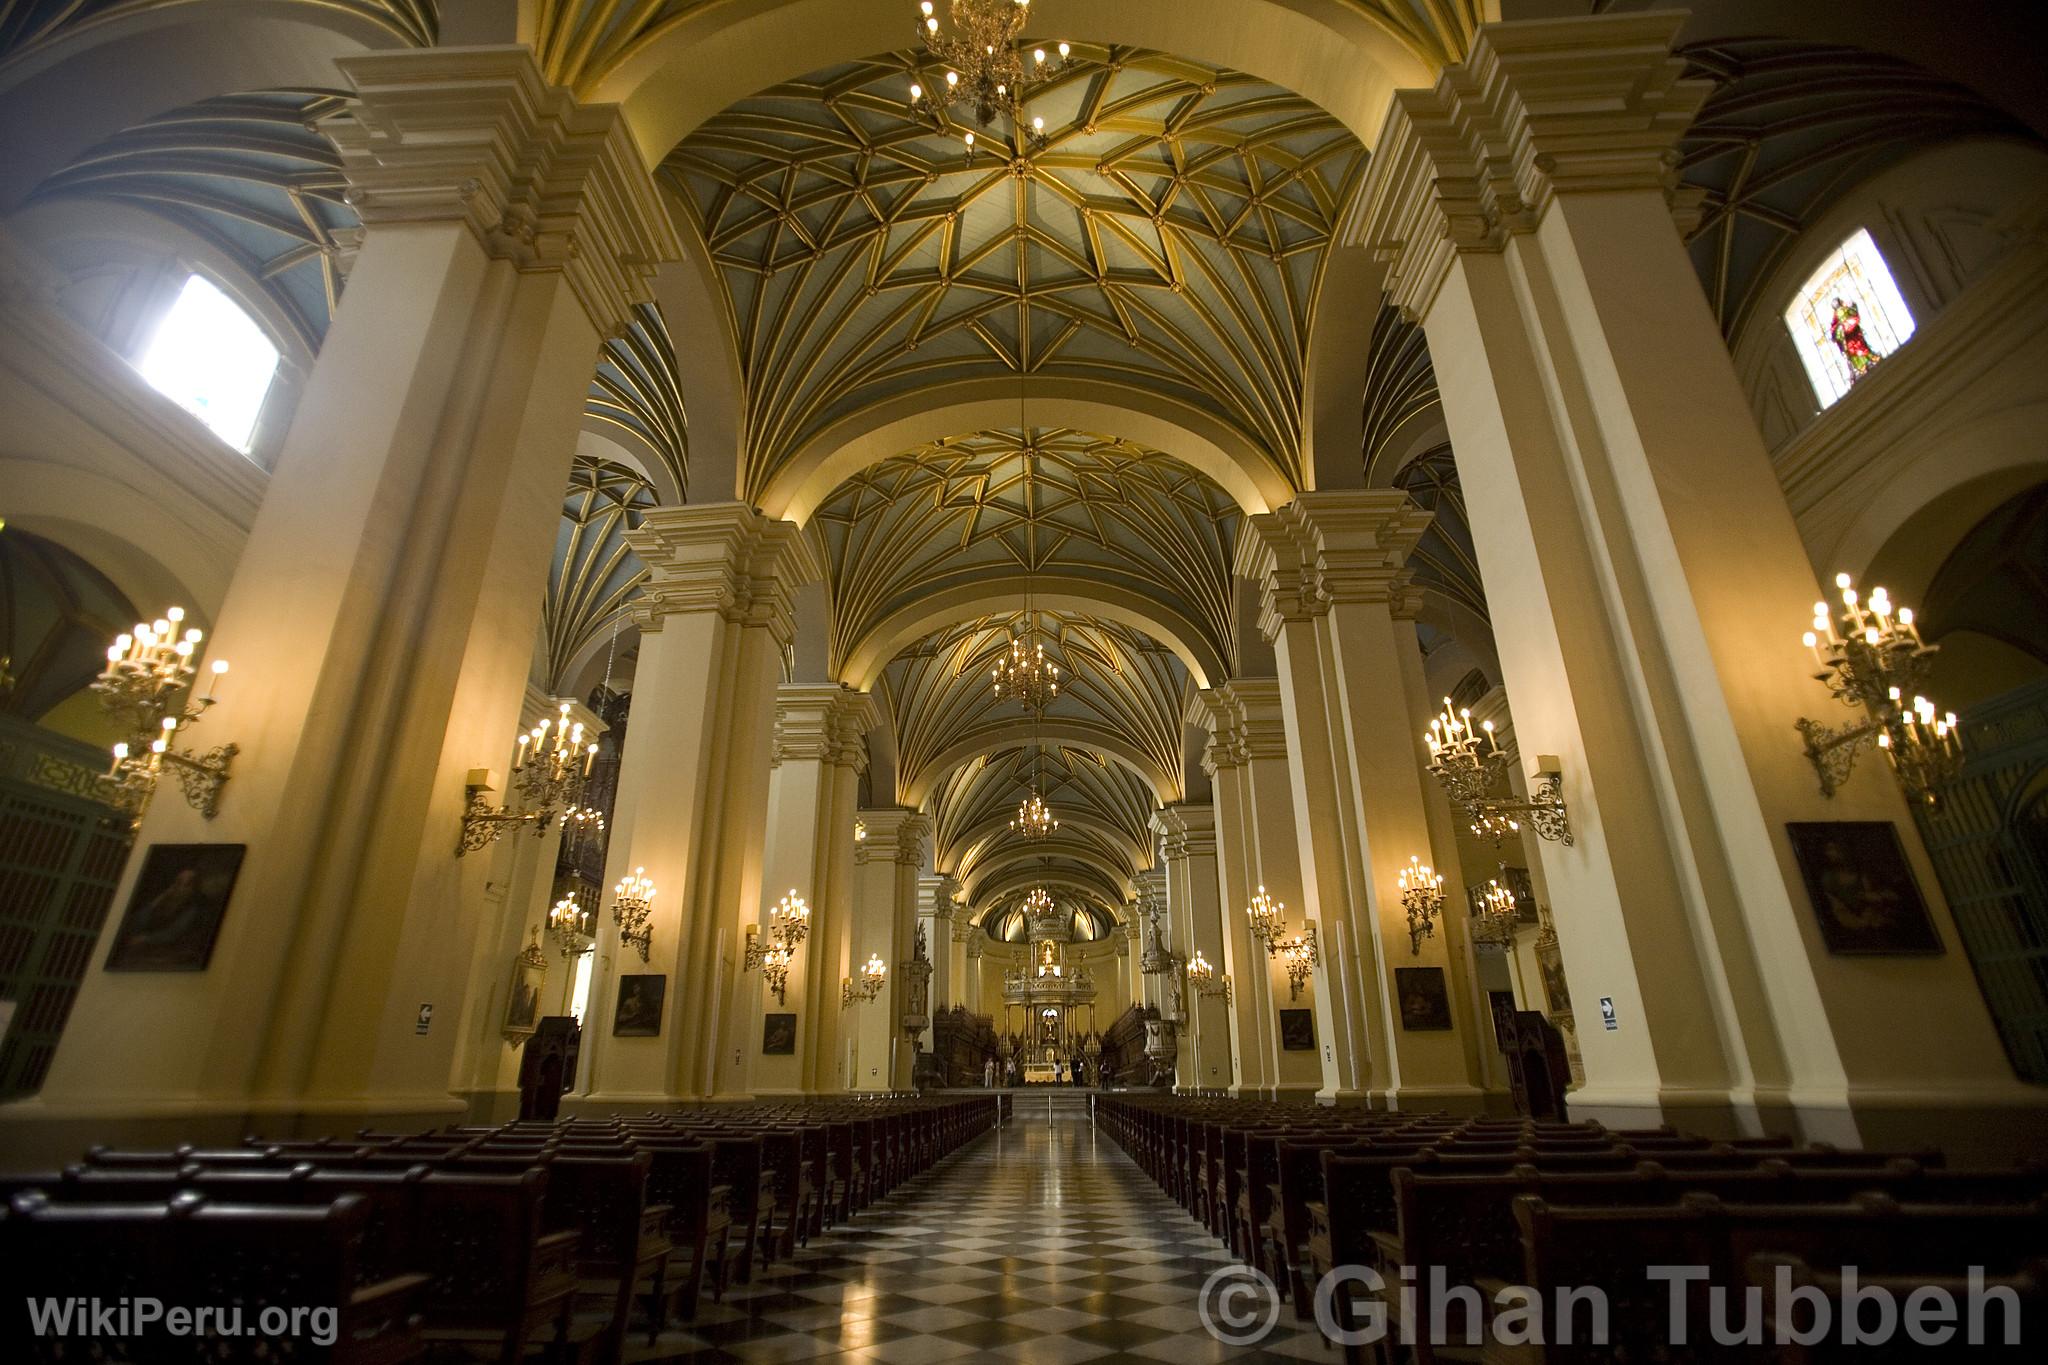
[
  {"x1": 762, "y1": 1012, "x2": 797, "y2": 1055},
  {"x1": 103, "y1": 843, "x2": 246, "y2": 972},
  {"x1": 1394, "y1": 966, "x2": 1453, "y2": 1031},
  {"x1": 1787, "y1": 822, "x2": 1942, "y2": 955},
  {"x1": 1278, "y1": 1008, "x2": 1315, "y2": 1051},
  {"x1": 613, "y1": 973, "x2": 667, "y2": 1037},
  {"x1": 502, "y1": 930, "x2": 548, "y2": 1046}
]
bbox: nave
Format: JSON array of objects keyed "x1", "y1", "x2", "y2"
[{"x1": 630, "y1": 1096, "x2": 1321, "y2": 1365}]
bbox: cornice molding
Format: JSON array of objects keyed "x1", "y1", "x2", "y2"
[
  {"x1": 624, "y1": 501, "x2": 819, "y2": 647},
  {"x1": 1349, "y1": 12, "x2": 1708, "y2": 320},
  {"x1": 323, "y1": 46, "x2": 681, "y2": 337},
  {"x1": 1196, "y1": 679, "x2": 1290, "y2": 773},
  {"x1": 1152, "y1": 802, "x2": 1219, "y2": 861},
  {"x1": 854, "y1": 807, "x2": 929, "y2": 868},
  {"x1": 1237, "y1": 491, "x2": 1431, "y2": 640},
  {"x1": 772, "y1": 683, "x2": 877, "y2": 770}
]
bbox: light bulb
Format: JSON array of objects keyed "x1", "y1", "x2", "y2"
[
  {"x1": 1034, "y1": 48, "x2": 1046, "y2": 64},
  {"x1": 1058, "y1": 42, "x2": 1070, "y2": 57},
  {"x1": 910, "y1": 82, "x2": 922, "y2": 100},
  {"x1": 213, "y1": 659, "x2": 228, "y2": 675},
  {"x1": 946, "y1": 70, "x2": 959, "y2": 86},
  {"x1": 1835, "y1": 573, "x2": 1852, "y2": 588}
]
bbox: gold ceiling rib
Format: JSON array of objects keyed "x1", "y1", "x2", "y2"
[
  {"x1": 542, "y1": 456, "x2": 656, "y2": 693},
  {"x1": 30, "y1": 89, "x2": 357, "y2": 357},
  {"x1": 0, "y1": 0, "x2": 434, "y2": 69},
  {"x1": 530, "y1": 1, "x2": 1475, "y2": 99},
  {"x1": 663, "y1": 48, "x2": 1367, "y2": 499},
  {"x1": 586, "y1": 300, "x2": 690, "y2": 500}
]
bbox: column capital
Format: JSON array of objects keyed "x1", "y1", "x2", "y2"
[
  {"x1": 965, "y1": 935, "x2": 985, "y2": 959},
  {"x1": 772, "y1": 683, "x2": 876, "y2": 770},
  {"x1": 935, "y1": 873, "x2": 963, "y2": 909},
  {"x1": 1237, "y1": 492, "x2": 1430, "y2": 639},
  {"x1": 1348, "y1": 12, "x2": 1708, "y2": 318},
  {"x1": 1196, "y1": 680, "x2": 1289, "y2": 774},
  {"x1": 323, "y1": 46, "x2": 681, "y2": 336},
  {"x1": 1152, "y1": 802, "x2": 1219, "y2": 861},
  {"x1": 855, "y1": 807, "x2": 929, "y2": 867},
  {"x1": 625, "y1": 502, "x2": 820, "y2": 648}
]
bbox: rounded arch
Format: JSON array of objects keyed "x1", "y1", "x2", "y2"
[
  {"x1": 0, "y1": 5, "x2": 411, "y2": 211},
  {"x1": 764, "y1": 378, "x2": 1291, "y2": 525},
  {"x1": 0, "y1": 462, "x2": 230, "y2": 619},
  {"x1": 965, "y1": 859, "x2": 1132, "y2": 917},
  {"x1": 589, "y1": 0, "x2": 1439, "y2": 170},
  {"x1": 842, "y1": 574, "x2": 1224, "y2": 692},
  {"x1": 951, "y1": 809, "x2": 1148, "y2": 877},
  {"x1": 646, "y1": 215, "x2": 744, "y2": 505},
  {"x1": 903, "y1": 722, "x2": 1177, "y2": 810}
]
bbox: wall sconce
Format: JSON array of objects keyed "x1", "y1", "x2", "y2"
[
  {"x1": 612, "y1": 866, "x2": 655, "y2": 962},
  {"x1": 1184, "y1": 949, "x2": 1232, "y2": 1002},
  {"x1": 547, "y1": 892, "x2": 594, "y2": 959},
  {"x1": 744, "y1": 888, "x2": 810, "y2": 1005},
  {"x1": 843, "y1": 952, "x2": 886, "y2": 1006},
  {"x1": 1797, "y1": 573, "x2": 1961, "y2": 805},
  {"x1": 459, "y1": 702, "x2": 599, "y2": 855},
  {"x1": 93, "y1": 607, "x2": 237, "y2": 826},
  {"x1": 1245, "y1": 884, "x2": 1285, "y2": 947},
  {"x1": 1278, "y1": 926, "x2": 1319, "y2": 1000},
  {"x1": 1398, "y1": 855, "x2": 1444, "y2": 955},
  {"x1": 1423, "y1": 697, "x2": 1573, "y2": 846},
  {"x1": 1469, "y1": 878, "x2": 1521, "y2": 949}
]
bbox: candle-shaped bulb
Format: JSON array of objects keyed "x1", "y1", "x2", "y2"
[
  {"x1": 1897, "y1": 607, "x2": 1913, "y2": 626},
  {"x1": 910, "y1": 82, "x2": 922, "y2": 100},
  {"x1": 1058, "y1": 41, "x2": 1070, "y2": 56},
  {"x1": 1032, "y1": 115, "x2": 1044, "y2": 133},
  {"x1": 167, "y1": 606, "x2": 185, "y2": 622},
  {"x1": 1034, "y1": 48, "x2": 1046, "y2": 64},
  {"x1": 1835, "y1": 572, "x2": 1852, "y2": 588}
]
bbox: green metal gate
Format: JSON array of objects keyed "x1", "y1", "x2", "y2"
[
  {"x1": 1913, "y1": 680, "x2": 2048, "y2": 1084},
  {"x1": 0, "y1": 716, "x2": 132, "y2": 1099}
]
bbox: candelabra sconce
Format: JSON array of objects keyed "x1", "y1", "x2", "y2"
[
  {"x1": 612, "y1": 866, "x2": 656, "y2": 962},
  {"x1": 843, "y1": 953, "x2": 887, "y2": 1006},
  {"x1": 1398, "y1": 855, "x2": 1444, "y2": 955},
  {"x1": 744, "y1": 889, "x2": 810, "y2": 1005},
  {"x1": 1278, "y1": 926, "x2": 1319, "y2": 1001},
  {"x1": 1469, "y1": 879, "x2": 1521, "y2": 950},
  {"x1": 1245, "y1": 884, "x2": 1286, "y2": 948},
  {"x1": 1796, "y1": 573, "x2": 1961, "y2": 806},
  {"x1": 547, "y1": 892, "x2": 594, "y2": 959},
  {"x1": 1184, "y1": 950, "x2": 1232, "y2": 1003},
  {"x1": 560, "y1": 804, "x2": 606, "y2": 855},
  {"x1": 458, "y1": 702, "x2": 600, "y2": 856},
  {"x1": 92, "y1": 607, "x2": 239, "y2": 826},
  {"x1": 1423, "y1": 697, "x2": 1573, "y2": 847}
]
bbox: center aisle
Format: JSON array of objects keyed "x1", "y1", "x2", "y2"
[{"x1": 632, "y1": 1096, "x2": 1327, "y2": 1364}]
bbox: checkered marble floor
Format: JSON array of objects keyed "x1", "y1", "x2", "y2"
[{"x1": 627, "y1": 1097, "x2": 1333, "y2": 1364}]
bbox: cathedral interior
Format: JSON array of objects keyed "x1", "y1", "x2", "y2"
[{"x1": 1, "y1": 1, "x2": 2046, "y2": 1360}]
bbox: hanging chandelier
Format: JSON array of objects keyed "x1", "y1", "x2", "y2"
[
  {"x1": 1470, "y1": 878, "x2": 1520, "y2": 950},
  {"x1": 1013, "y1": 789, "x2": 1058, "y2": 840},
  {"x1": 1023, "y1": 885, "x2": 1064, "y2": 940},
  {"x1": 992, "y1": 632, "x2": 1060, "y2": 710},
  {"x1": 906, "y1": 0, "x2": 1069, "y2": 150},
  {"x1": 1797, "y1": 572, "x2": 1961, "y2": 805}
]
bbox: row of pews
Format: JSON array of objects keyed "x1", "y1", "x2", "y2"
[
  {"x1": 1097, "y1": 1095, "x2": 2047, "y2": 1363},
  {"x1": 3, "y1": 1094, "x2": 998, "y2": 1364}
]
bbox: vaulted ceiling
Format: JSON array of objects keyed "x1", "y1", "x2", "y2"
[{"x1": 661, "y1": 47, "x2": 1366, "y2": 497}]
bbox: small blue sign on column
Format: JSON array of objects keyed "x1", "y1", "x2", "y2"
[{"x1": 1598, "y1": 997, "x2": 1617, "y2": 1031}]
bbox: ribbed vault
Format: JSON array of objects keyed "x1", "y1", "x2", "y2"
[
  {"x1": 661, "y1": 47, "x2": 1366, "y2": 497},
  {"x1": 543, "y1": 456, "x2": 655, "y2": 693}
]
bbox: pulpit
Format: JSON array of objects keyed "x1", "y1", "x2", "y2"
[
  {"x1": 517, "y1": 1015, "x2": 581, "y2": 1120},
  {"x1": 1495, "y1": 1009, "x2": 1571, "y2": 1122}
]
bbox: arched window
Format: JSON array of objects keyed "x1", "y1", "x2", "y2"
[
  {"x1": 1783, "y1": 228, "x2": 1917, "y2": 410},
  {"x1": 134, "y1": 274, "x2": 280, "y2": 453}
]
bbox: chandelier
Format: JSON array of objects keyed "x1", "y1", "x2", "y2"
[
  {"x1": 1023, "y1": 885, "x2": 1064, "y2": 937},
  {"x1": 1469, "y1": 878, "x2": 1520, "y2": 950},
  {"x1": 1245, "y1": 884, "x2": 1285, "y2": 947},
  {"x1": 1398, "y1": 855, "x2": 1444, "y2": 955},
  {"x1": 843, "y1": 952, "x2": 888, "y2": 1005},
  {"x1": 1423, "y1": 697, "x2": 1573, "y2": 847},
  {"x1": 547, "y1": 892, "x2": 594, "y2": 959},
  {"x1": 1278, "y1": 927, "x2": 1319, "y2": 1000},
  {"x1": 460, "y1": 703, "x2": 600, "y2": 855},
  {"x1": 612, "y1": 865, "x2": 656, "y2": 962},
  {"x1": 1013, "y1": 788, "x2": 1058, "y2": 840},
  {"x1": 992, "y1": 632, "x2": 1060, "y2": 710},
  {"x1": 745, "y1": 888, "x2": 811, "y2": 1004},
  {"x1": 906, "y1": 0, "x2": 1070, "y2": 150},
  {"x1": 93, "y1": 606, "x2": 237, "y2": 825},
  {"x1": 1797, "y1": 573, "x2": 1961, "y2": 805}
]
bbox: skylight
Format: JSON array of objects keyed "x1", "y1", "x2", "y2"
[{"x1": 135, "y1": 274, "x2": 280, "y2": 453}]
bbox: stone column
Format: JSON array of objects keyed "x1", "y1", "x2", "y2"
[
  {"x1": 1121, "y1": 916, "x2": 1145, "y2": 1015},
  {"x1": 963, "y1": 935, "x2": 985, "y2": 1015},
  {"x1": 16, "y1": 47, "x2": 677, "y2": 1142},
  {"x1": 1351, "y1": 11, "x2": 2042, "y2": 1146},
  {"x1": 1200, "y1": 681, "x2": 1311, "y2": 1097},
  {"x1": 923, "y1": 875, "x2": 956, "y2": 1011},
  {"x1": 847, "y1": 809, "x2": 928, "y2": 1090},
  {"x1": 1156, "y1": 804, "x2": 1231, "y2": 1092},
  {"x1": 1240, "y1": 493, "x2": 1486, "y2": 1112},
  {"x1": 580, "y1": 507, "x2": 817, "y2": 1104},
  {"x1": 749, "y1": 685, "x2": 873, "y2": 1096}
]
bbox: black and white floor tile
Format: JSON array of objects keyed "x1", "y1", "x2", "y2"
[{"x1": 628, "y1": 1096, "x2": 1333, "y2": 1364}]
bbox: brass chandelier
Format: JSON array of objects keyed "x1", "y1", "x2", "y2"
[
  {"x1": 1797, "y1": 573, "x2": 1961, "y2": 805},
  {"x1": 906, "y1": 0, "x2": 1070, "y2": 150},
  {"x1": 1423, "y1": 697, "x2": 1573, "y2": 847},
  {"x1": 93, "y1": 605, "x2": 237, "y2": 826}
]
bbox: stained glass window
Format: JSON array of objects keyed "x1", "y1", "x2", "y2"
[
  {"x1": 1784, "y1": 228, "x2": 1916, "y2": 409},
  {"x1": 135, "y1": 273, "x2": 279, "y2": 453}
]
